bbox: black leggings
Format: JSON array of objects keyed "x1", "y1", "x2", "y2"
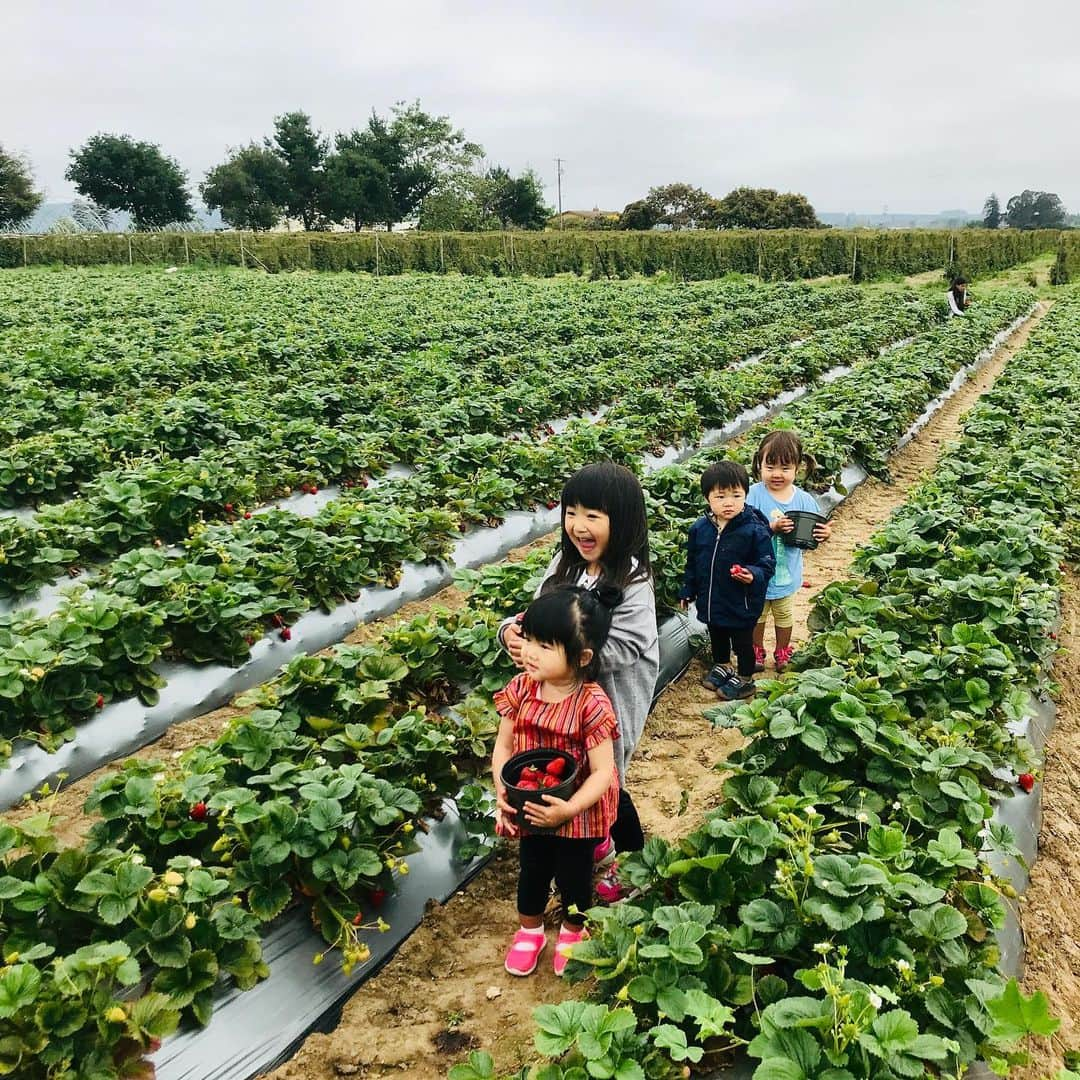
[
  {"x1": 610, "y1": 789, "x2": 644, "y2": 853},
  {"x1": 708, "y1": 624, "x2": 756, "y2": 677},
  {"x1": 518, "y1": 834, "x2": 597, "y2": 926}
]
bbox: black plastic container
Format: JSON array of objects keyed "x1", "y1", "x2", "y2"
[
  {"x1": 781, "y1": 509, "x2": 829, "y2": 550},
  {"x1": 501, "y1": 748, "x2": 578, "y2": 833}
]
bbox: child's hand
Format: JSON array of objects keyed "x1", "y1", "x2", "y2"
[
  {"x1": 495, "y1": 810, "x2": 520, "y2": 838},
  {"x1": 772, "y1": 515, "x2": 794, "y2": 534},
  {"x1": 730, "y1": 565, "x2": 754, "y2": 584},
  {"x1": 679, "y1": 598, "x2": 691, "y2": 611},
  {"x1": 522, "y1": 794, "x2": 573, "y2": 829},
  {"x1": 495, "y1": 786, "x2": 516, "y2": 819},
  {"x1": 502, "y1": 618, "x2": 525, "y2": 667},
  {"x1": 812, "y1": 521, "x2": 832, "y2": 542}
]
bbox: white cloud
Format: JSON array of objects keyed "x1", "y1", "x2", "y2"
[{"x1": 4, "y1": 0, "x2": 1078, "y2": 213}]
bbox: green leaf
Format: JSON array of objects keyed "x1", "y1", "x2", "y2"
[
  {"x1": 909, "y1": 903, "x2": 968, "y2": 942},
  {"x1": 0, "y1": 965, "x2": 40, "y2": 1018},
  {"x1": 986, "y1": 980, "x2": 1061, "y2": 1041}
]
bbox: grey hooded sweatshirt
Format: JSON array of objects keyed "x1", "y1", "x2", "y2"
[{"x1": 500, "y1": 555, "x2": 659, "y2": 784}]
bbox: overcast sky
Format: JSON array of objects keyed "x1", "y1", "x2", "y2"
[{"x1": 6, "y1": 0, "x2": 1079, "y2": 215}]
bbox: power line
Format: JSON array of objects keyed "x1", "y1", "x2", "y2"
[{"x1": 554, "y1": 157, "x2": 565, "y2": 228}]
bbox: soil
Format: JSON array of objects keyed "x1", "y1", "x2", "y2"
[
  {"x1": 259, "y1": 306, "x2": 1052, "y2": 1080},
  {"x1": 1016, "y1": 567, "x2": 1080, "y2": 1076}
]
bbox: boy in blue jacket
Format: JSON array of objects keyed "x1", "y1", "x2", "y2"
[{"x1": 679, "y1": 460, "x2": 775, "y2": 701}]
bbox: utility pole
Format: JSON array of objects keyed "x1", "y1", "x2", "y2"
[{"x1": 554, "y1": 157, "x2": 565, "y2": 229}]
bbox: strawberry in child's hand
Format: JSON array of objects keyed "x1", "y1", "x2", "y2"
[
  {"x1": 1018, "y1": 773, "x2": 1035, "y2": 793},
  {"x1": 730, "y1": 564, "x2": 744, "y2": 578},
  {"x1": 545, "y1": 757, "x2": 567, "y2": 777}
]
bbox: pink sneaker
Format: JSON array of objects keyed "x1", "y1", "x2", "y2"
[
  {"x1": 504, "y1": 929, "x2": 546, "y2": 976},
  {"x1": 553, "y1": 926, "x2": 588, "y2": 976},
  {"x1": 595, "y1": 863, "x2": 626, "y2": 904},
  {"x1": 753, "y1": 646, "x2": 766, "y2": 673},
  {"x1": 774, "y1": 645, "x2": 794, "y2": 672},
  {"x1": 593, "y1": 836, "x2": 615, "y2": 868}
]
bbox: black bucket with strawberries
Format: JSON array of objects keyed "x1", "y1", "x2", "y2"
[{"x1": 501, "y1": 749, "x2": 578, "y2": 833}]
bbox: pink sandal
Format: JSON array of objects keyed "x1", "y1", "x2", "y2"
[
  {"x1": 505, "y1": 929, "x2": 546, "y2": 976},
  {"x1": 554, "y1": 926, "x2": 588, "y2": 976}
]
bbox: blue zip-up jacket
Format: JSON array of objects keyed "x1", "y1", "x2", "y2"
[{"x1": 678, "y1": 506, "x2": 775, "y2": 628}]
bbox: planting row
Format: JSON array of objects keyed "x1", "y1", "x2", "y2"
[
  {"x1": 0, "y1": 296, "x2": 1025, "y2": 767},
  {"x1": 0, "y1": 287, "x2": 933, "y2": 584},
  {"x1": 2, "y1": 278, "x2": 876, "y2": 501},
  {"x1": 488, "y1": 297, "x2": 1079, "y2": 1080},
  {"x1": 0, "y1": 292, "x2": 1056, "y2": 1077}
]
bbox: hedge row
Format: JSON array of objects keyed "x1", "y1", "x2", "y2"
[
  {"x1": 0, "y1": 228, "x2": 1059, "y2": 282},
  {"x1": 1051, "y1": 232, "x2": 1080, "y2": 284}
]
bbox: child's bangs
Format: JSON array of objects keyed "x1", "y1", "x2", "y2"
[
  {"x1": 561, "y1": 466, "x2": 619, "y2": 515},
  {"x1": 760, "y1": 431, "x2": 802, "y2": 467},
  {"x1": 520, "y1": 591, "x2": 577, "y2": 647}
]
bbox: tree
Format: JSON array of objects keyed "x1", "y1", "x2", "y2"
[
  {"x1": 645, "y1": 183, "x2": 714, "y2": 230},
  {"x1": 492, "y1": 168, "x2": 549, "y2": 230},
  {"x1": 267, "y1": 111, "x2": 328, "y2": 230},
  {"x1": 618, "y1": 199, "x2": 660, "y2": 231},
  {"x1": 982, "y1": 193, "x2": 1001, "y2": 230},
  {"x1": 0, "y1": 145, "x2": 44, "y2": 230},
  {"x1": 201, "y1": 145, "x2": 289, "y2": 230},
  {"x1": 320, "y1": 131, "x2": 393, "y2": 231},
  {"x1": 66, "y1": 134, "x2": 193, "y2": 230},
  {"x1": 1005, "y1": 189, "x2": 1066, "y2": 230},
  {"x1": 709, "y1": 187, "x2": 822, "y2": 229}
]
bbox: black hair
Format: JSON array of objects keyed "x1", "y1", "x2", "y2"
[
  {"x1": 950, "y1": 277, "x2": 970, "y2": 310},
  {"x1": 751, "y1": 429, "x2": 819, "y2": 480},
  {"x1": 701, "y1": 459, "x2": 749, "y2": 497},
  {"x1": 544, "y1": 462, "x2": 652, "y2": 591},
  {"x1": 519, "y1": 585, "x2": 622, "y2": 682}
]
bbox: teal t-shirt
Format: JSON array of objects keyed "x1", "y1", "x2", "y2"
[{"x1": 746, "y1": 482, "x2": 821, "y2": 599}]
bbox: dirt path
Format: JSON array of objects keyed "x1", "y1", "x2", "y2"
[
  {"x1": 260, "y1": 305, "x2": 1052, "y2": 1080},
  {"x1": 1017, "y1": 567, "x2": 1080, "y2": 1077}
]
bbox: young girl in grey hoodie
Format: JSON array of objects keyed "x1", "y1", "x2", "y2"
[{"x1": 500, "y1": 463, "x2": 659, "y2": 894}]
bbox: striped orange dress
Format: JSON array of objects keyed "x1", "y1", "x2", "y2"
[{"x1": 494, "y1": 673, "x2": 620, "y2": 839}]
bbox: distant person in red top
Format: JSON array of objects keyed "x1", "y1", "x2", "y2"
[
  {"x1": 492, "y1": 586, "x2": 621, "y2": 977},
  {"x1": 947, "y1": 276, "x2": 970, "y2": 316}
]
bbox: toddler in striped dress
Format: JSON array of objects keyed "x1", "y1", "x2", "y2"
[{"x1": 492, "y1": 586, "x2": 621, "y2": 977}]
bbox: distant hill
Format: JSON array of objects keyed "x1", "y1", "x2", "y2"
[
  {"x1": 820, "y1": 210, "x2": 979, "y2": 229},
  {"x1": 23, "y1": 202, "x2": 224, "y2": 233}
]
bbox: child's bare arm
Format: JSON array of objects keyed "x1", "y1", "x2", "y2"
[{"x1": 491, "y1": 716, "x2": 520, "y2": 836}]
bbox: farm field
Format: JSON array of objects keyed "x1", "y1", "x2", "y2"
[{"x1": 0, "y1": 264, "x2": 1078, "y2": 1080}]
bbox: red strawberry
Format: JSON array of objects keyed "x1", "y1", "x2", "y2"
[
  {"x1": 544, "y1": 757, "x2": 567, "y2": 777},
  {"x1": 517, "y1": 779, "x2": 539, "y2": 791},
  {"x1": 361, "y1": 477, "x2": 370, "y2": 487},
  {"x1": 546, "y1": 500, "x2": 559, "y2": 510},
  {"x1": 310, "y1": 486, "x2": 319, "y2": 495},
  {"x1": 244, "y1": 511, "x2": 252, "y2": 519},
  {"x1": 730, "y1": 564, "x2": 744, "y2": 577},
  {"x1": 540, "y1": 774, "x2": 559, "y2": 789},
  {"x1": 244, "y1": 635, "x2": 256, "y2": 646},
  {"x1": 1018, "y1": 773, "x2": 1035, "y2": 793},
  {"x1": 1049, "y1": 631, "x2": 1058, "y2": 640},
  {"x1": 224, "y1": 503, "x2": 234, "y2": 513},
  {"x1": 280, "y1": 627, "x2": 292, "y2": 642},
  {"x1": 189, "y1": 802, "x2": 208, "y2": 821},
  {"x1": 370, "y1": 888, "x2": 387, "y2": 908},
  {"x1": 520, "y1": 766, "x2": 542, "y2": 783},
  {"x1": 95, "y1": 694, "x2": 105, "y2": 709},
  {"x1": 352, "y1": 912, "x2": 364, "y2": 926},
  {"x1": 802, "y1": 581, "x2": 812, "y2": 588},
  {"x1": 272, "y1": 614, "x2": 284, "y2": 627}
]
